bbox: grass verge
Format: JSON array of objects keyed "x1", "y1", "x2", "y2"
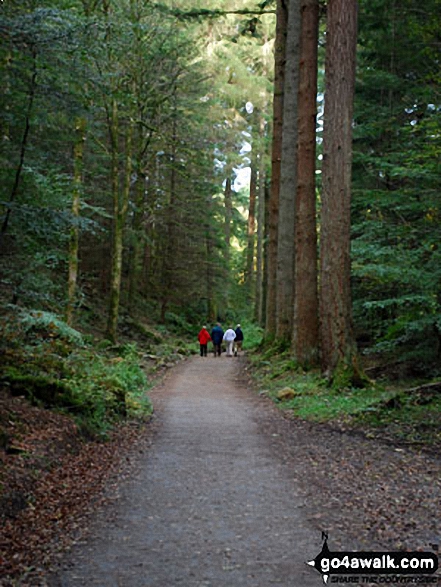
[{"x1": 249, "y1": 349, "x2": 441, "y2": 449}]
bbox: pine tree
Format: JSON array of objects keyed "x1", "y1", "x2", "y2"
[
  {"x1": 275, "y1": 0, "x2": 301, "y2": 343},
  {"x1": 292, "y1": 0, "x2": 319, "y2": 365},
  {"x1": 319, "y1": 0, "x2": 360, "y2": 381},
  {"x1": 265, "y1": 0, "x2": 288, "y2": 339}
]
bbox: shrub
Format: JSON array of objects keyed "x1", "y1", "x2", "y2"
[
  {"x1": 0, "y1": 310, "x2": 152, "y2": 439},
  {"x1": 12, "y1": 308, "x2": 84, "y2": 346}
]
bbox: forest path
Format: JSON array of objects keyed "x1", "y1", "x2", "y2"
[{"x1": 50, "y1": 355, "x2": 323, "y2": 587}]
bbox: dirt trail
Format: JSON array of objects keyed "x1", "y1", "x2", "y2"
[{"x1": 50, "y1": 356, "x2": 323, "y2": 587}]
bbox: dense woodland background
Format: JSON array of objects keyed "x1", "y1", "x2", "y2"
[
  {"x1": 1, "y1": 2, "x2": 441, "y2": 580},
  {"x1": 0, "y1": 0, "x2": 440, "y2": 380}
]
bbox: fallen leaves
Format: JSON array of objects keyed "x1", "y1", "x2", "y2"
[
  {"x1": 0, "y1": 390, "x2": 152, "y2": 586},
  {"x1": 254, "y1": 396, "x2": 441, "y2": 557}
]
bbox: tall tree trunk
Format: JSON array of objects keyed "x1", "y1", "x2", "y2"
[
  {"x1": 106, "y1": 111, "x2": 133, "y2": 342},
  {"x1": 262, "y1": 180, "x2": 271, "y2": 328},
  {"x1": 224, "y1": 176, "x2": 232, "y2": 261},
  {"x1": 265, "y1": 0, "x2": 288, "y2": 338},
  {"x1": 66, "y1": 118, "x2": 86, "y2": 326},
  {"x1": 106, "y1": 100, "x2": 122, "y2": 341},
  {"x1": 223, "y1": 175, "x2": 233, "y2": 311},
  {"x1": 127, "y1": 0, "x2": 152, "y2": 310},
  {"x1": 255, "y1": 116, "x2": 267, "y2": 325},
  {"x1": 245, "y1": 158, "x2": 258, "y2": 303},
  {"x1": 275, "y1": 0, "x2": 301, "y2": 344},
  {"x1": 128, "y1": 168, "x2": 144, "y2": 309},
  {"x1": 293, "y1": 0, "x2": 320, "y2": 365},
  {"x1": 161, "y1": 105, "x2": 178, "y2": 323},
  {"x1": 206, "y1": 194, "x2": 217, "y2": 322},
  {"x1": 319, "y1": 0, "x2": 360, "y2": 381},
  {"x1": 128, "y1": 136, "x2": 148, "y2": 310}
]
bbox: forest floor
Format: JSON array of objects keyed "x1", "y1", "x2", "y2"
[{"x1": 1, "y1": 355, "x2": 441, "y2": 586}]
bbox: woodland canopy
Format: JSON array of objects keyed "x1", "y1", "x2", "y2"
[{"x1": 0, "y1": 0, "x2": 440, "y2": 379}]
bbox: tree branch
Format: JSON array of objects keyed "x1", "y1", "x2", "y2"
[{"x1": 1, "y1": 45, "x2": 38, "y2": 242}]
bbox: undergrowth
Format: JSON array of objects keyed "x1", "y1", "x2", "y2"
[
  {"x1": 0, "y1": 308, "x2": 157, "y2": 438},
  {"x1": 240, "y1": 321, "x2": 264, "y2": 351},
  {"x1": 249, "y1": 348, "x2": 441, "y2": 448}
]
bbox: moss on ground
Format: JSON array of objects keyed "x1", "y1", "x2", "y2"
[{"x1": 249, "y1": 350, "x2": 441, "y2": 449}]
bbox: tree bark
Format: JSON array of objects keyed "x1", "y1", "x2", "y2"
[
  {"x1": 319, "y1": 0, "x2": 359, "y2": 380},
  {"x1": 265, "y1": 0, "x2": 288, "y2": 338},
  {"x1": 221, "y1": 175, "x2": 233, "y2": 313},
  {"x1": 293, "y1": 0, "x2": 319, "y2": 365},
  {"x1": 127, "y1": 163, "x2": 145, "y2": 310},
  {"x1": 262, "y1": 180, "x2": 271, "y2": 328},
  {"x1": 245, "y1": 157, "x2": 258, "y2": 302},
  {"x1": 160, "y1": 103, "x2": 178, "y2": 323},
  {"x1": 206, "y1": 193, "x2": 217, "y2": 322},
  {"x1": 127, "y1": 0, "x2": 153, "y2": 310},
  {"x1": 255, "y1": 116, "x2": 267, "y2": 325},
  {"x1": 224, "y1": 176, "x2": 232, "y2": 260},
  {"x1": 106, "y1": 109, "x2": 133, "y2": 342},
  {"x1": 275, "y1": 0, "x2": 301, "y2": 344},
  {"x1": 128, "y1": 126, "x2": 150, "y2": 310},
  {"x1": 66, "y1": 118, "x2": 86, "y2": 326}
]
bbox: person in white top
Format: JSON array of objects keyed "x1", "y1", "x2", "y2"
[{"x1": 223, "y1": 326, "x2": 236, "y2": 357}]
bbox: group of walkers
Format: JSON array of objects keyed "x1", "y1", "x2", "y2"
[{"x1": 197, "y1": 323, "x2": 244, "y2": 358}]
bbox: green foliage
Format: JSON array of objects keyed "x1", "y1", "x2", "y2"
[
  {"x1": 65, "y1": 345, "x2": 152, "y2": 437},
  {"x1": 2, "y1": 366, "x2": 72, "y2": 407},
  {"x1": 277, "y1": 384, "x2": 384, "y2": 423},
  {"x1": 0, "y1": 0, "x2": 232, "y2": 336},
  {"x1": 351, "y1": 207, "x2": 441, "y2": 371},
  {"x1": 249, "y1": 348, "x2": 441, "y2": 447},
  {"x1": 1, "y1": 0, "x2": 439, "y2": 382},
  {"x1": 259, "y1": 338, "x2": 292, "y2": 360},
  {"x1": 240, "y1": 321, "x2": 263, "y2": 350},
  {"x1": 0, "y1": 310, "x2": 152, "y2": 439},
  {"x1": 164, "y1": 312, "x2": 195, "y2": 336},
  {"x1": 18, "y1": 309, "x2": 84, "y2": 345},
  {"x1": 330, "y1": 357, "x2": 371, "y2": 390},
  {"x1": 351, "y1": 0, "x2": 441, "y2": 374},
  {"x1": 124, "y1": 317, "x2": 164, "y2": 344}
]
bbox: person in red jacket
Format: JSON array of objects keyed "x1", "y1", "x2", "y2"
[{"x1": 197, "y1": 325, "x2": 211, "y2": 357}]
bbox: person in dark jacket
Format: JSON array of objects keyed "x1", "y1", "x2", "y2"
[
  {"x1": 234, "y1": 324, "x2": 244, "y2": 356},
  {"x1": 211, "y1": 323, "x2": 224, "y2": 357}
]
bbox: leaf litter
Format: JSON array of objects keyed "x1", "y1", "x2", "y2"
[{"x1": 2, "y1": 369, "x2": 441, "y2": 586}]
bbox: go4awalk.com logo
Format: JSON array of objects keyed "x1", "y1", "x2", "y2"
[{"x1": 306, "y1": 534, "x2": 439, "y2": 585}]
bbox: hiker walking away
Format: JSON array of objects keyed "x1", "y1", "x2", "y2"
[
  {"x1": 234, "y1": 324, "x2": 244, "y2": 356},
  {"x1": 197, "y1": 325, "x2": 211, "y2": 357},
  {"x1": 211, "y1": 323, "x2": 224, "y2": 357},
  {"x1": 223, "y1": 326, "x2": 236, "y2": 357}
]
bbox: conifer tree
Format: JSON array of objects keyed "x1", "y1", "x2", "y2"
[
  {"x1": 275, "y1": 0, "x2": 301, "y2": 343},
  {"x1": 265, "y1": 0, "x2": 288, "y2": 339},
  {"x1": 319, "y1": 0, "x2": 360, "y2": 380},
  {"x1": 293, "y1": 0, "x2": 319, "y2": 365}
]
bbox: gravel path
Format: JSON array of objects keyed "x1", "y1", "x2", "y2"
[
  {"x1": 49, "y1": 355, "x2": 441, "y2": 587},
  {"x1": 50, "y1": 356, "x2": 323, "y2": 587}
]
